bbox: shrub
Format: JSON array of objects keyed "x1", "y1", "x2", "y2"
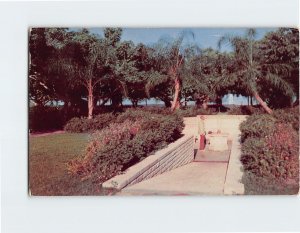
[
  {"x1": 241, "y1": 125, "x2": 298, "y2": 180},
  {"x1": 176, "y1": 107, "x2": 214, "y2": 117},
  {"x1": 140, "y1": 106, "x2": 172, "y2": 115},
  {"x1": 64, "y1": 113, "x2": 117, "y2": 133},
  {"x1": 240, "y1": 114, "x2": 276, "y2": 142},
  {"x1": 242, "y1": 171, "x2": 299, "y2": 195},
  {"x1": 29, "y1": 106, "x2": 64, "y2": 132},
  {"x1": 227, "y1": 105, "x2": 265, "y2": 115},
  {"x1": 115, "y1": 109, "x2": 153, "y2": 123},
  {"x1": 240, "y1": 112, "x2": 299, "y2": 194},
  {"x1": 273, "y1": 106, "x2": 299, "y2": 131},
  {"x1": 67, "y1": 111, "x2": 184, "y2": 183},
  {"x1": 264, "y1": 123, "x2": 299, "y2": 181}
]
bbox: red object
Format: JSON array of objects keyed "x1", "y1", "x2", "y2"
[{"x1": 199, "y1": 134, "x2": 206, "y2": 150}]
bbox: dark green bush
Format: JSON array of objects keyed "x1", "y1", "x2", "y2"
[
  {"x1": 176, "y1": 107, "x2": 215, "y2": 117},
  {"x1": 240, "y1": 114, "x2": 276, "y2": 142},
  {"x1": 242, "y1": 171, "x2": 299, "y2": 195},
  {"x1": 64, "y1": 113, "x2": 117, "y2": 133},
  {"x1": 67, "y1": 111, "x2": 184, "y2": 183},
  {"x1": 29, "y1": 106, "x2": 65, "y2": 132},
  {"x1": 273, "y1": 106, "x2": 299, "y2": 131},
  {"x1": 140, "y1": 106, "x2": 172, "y2": 115},
  {"x1": 240, "y1": 112, "x2": 299, "y2": 194},
  {"x1": 227, "y1": 105, "x2": 264, "y2": 115}
]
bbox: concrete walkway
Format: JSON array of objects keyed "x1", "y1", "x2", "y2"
[
  {"x1": 119, "y1": 115, "x2": 247, "y2": 195},
  {"x1": 121, "y1": 162, "x2": 228, "y2": 195}
]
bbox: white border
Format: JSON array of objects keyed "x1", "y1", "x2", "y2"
[{"x1": 0, "y1": 1, "x2": 299, "y2": 233}]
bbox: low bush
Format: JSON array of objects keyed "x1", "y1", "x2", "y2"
[
  {"x1": 64, "y1": 113, "x2": 117, "y2": 133},
  {"x1": 29, "y1": 105, "x2": 87, "y2": 133},
  {"x1": 241, "y1": 123, "x2": 298, "y2": 180},
  {"x1": 273, "y1": 106, "x2": 299, "y2": 131},
  {"x1": 227, "y1": 105, "x2": 264, "y2": 115},
  {"x1": 176, "y1": 107, "x2": 215, "y2": 117},
  {"x1": 240, "y1": 114, "x2": 276, "y2": 142},
  {"x1": 29, "y1": 106, "x2": 65, "y2": 132},
  {"x1": 242, "y1": 171, "x2": 299, "y2": 195},
  {"x1": 140, "y1": 106, "x2": 172, "y2": 115},
  {"x1": 67, "y1": 110, "x2": 184, "y2": 183},
  {"x1": 240, "y1": 112, "x2": 299, "y2": 194}
]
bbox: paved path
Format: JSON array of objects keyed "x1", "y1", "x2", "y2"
[
  {"x1": 121, "y1": 162, "x2": 228, "y2": 195},
  {"x1": 120, "y1": 116, "x2": 246, "y2": 195},
  {"x1": 121, "y1": 147, "x2": 231, "y2": 195}
]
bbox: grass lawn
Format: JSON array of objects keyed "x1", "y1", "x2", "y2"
[{"x1": 29, "y1": 133, "x2": 116, "y2": 195}]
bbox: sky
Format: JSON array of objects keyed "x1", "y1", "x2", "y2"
[{"x1": 86, "y1": 27, "x2": 277, "y2": 51}]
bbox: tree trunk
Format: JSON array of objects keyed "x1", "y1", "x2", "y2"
[
  {"x1": 202, "y1": 96, "x2": 209, "y2": 110},
  {"x1": 131, "y1": 100, "x2": 138, "y2": 108},
  {"x1": 202, "y1": 101, "x2": 208, "y2": 110},
  {"x1": 171, "y1": 77, "x2": 181, "y2": 111},
  {"x1": 253, "y1": 91, "x2": 273, "y2": 114},
  {"x1": 250, "y1": 96, "x2": 253, "y2": 106},
  {"x1": 163, "y1": 99, "x2": 171, "y2": 108},
  {"x1": 87, "y1": 79, "x2": 94, "y2": 119}
]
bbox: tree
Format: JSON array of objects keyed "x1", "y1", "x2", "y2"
[
  {"x1": 182, "y1": 47, "x2": 236, "y2": 109},
  {"x1": 140, "y1": 44, "x2": 173, "y2": 108},
  {"x1": 259, "y1": 28, "x2": 299, "y2": 108},
  {"x1": 50, "y1": 28, "x2": 124, "y2": 119},
  {"x1": 29, "y1": 28, "x2": 62, "y2": 106},
  {"x1": 146, "y1": 32, "x2": 195, "y2": 111},
  {"x1": 218, "y1": 29, "x2": 295, "y2": 114}
]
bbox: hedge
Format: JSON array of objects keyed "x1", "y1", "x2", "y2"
[
  {"x1": 239, "y1": 114, "x2": 276, "y2": 142},
  {"x1": 64, "y1": 113, "x2": 117, "y2": 133},
  {"x1": 227, "y1": 105, "x2": 265, "y2": 115},
  {"x1": 67, "y1": 110, "x2": 184, "y2": 183},
  {"x1": 29, "y1": 106, "x2": 65, "y2": 132},
  {"x1": 240, "y1": 110, "x2": 299, "y2": 194}
]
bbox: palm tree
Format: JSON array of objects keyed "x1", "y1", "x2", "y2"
[
  {"x1": 183, "y1": 47, "x2": 235, "y2": 110},
  {"x1": 218, "y1": 29, "x2": 294, "y2": 114},
  {"x1": 146, "y1": 31, "x2": 195, "y2": 111}
]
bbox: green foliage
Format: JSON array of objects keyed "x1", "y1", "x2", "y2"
[
  {"x1": 241, "y1": 123, "x2": 299, "y2": 183},
  {"x1": 176, "y1": 107, "x2": 215, "y2": 117},
  {"x1": 29, "y1": 106, "x2": 65, "y2": 132},
  {"x1": 219, "y1": 28, "x2": 298, "y2": 112},
  {"x1": 227, "y1": 105, "x2": 264, "y2": 115},
  {"x1": 273, "y1": 106, "x2": 299, "y2": 131},
  {"x1": 140, "y1": 106, "x2": 172, "y2": 115},
  {"x1": 259, "y1": 28, "x2": 299, "y2": 104},
  {"x1": 240, "y1": 113, "x2": 299, "y2": 194},
  {"x1": 240, "y1": 114, "x2": 276, "y2": 142},
  {"x1": 242, "y1": 171, "x2": 299, "y2": 195},
  {"x1": 64, "y1": 113, "x2": 117, "y2": 133},
  {"x1": 67, "y1": 110, "x2": 184, "y2": 183}
]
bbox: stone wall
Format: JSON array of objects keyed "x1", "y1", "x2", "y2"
[{"x1": 102, "y1": 135, "x2": 195, "y2": 189}]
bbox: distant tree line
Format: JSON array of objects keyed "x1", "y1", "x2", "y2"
[{"x1": 29, "y1": 27, "x2": 299, "y2": 118}]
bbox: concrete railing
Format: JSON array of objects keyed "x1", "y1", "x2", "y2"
[
  {"x1": 184, "y1": 115, "x2": 248, "y2": 139},
  {"x1": 102, "y1": 135, "x2": 194, "y2": 189},
  {"x1": 199, "y1": 115, "x2": 248, "y2": 135}
]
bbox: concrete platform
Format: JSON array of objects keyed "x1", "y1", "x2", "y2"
[
  {"x1": 195, "y1": 141, "x2": 232, "y2": 162},
  {"x1": 120, "y1": 162, "x2": 228, "y2": 195}
]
